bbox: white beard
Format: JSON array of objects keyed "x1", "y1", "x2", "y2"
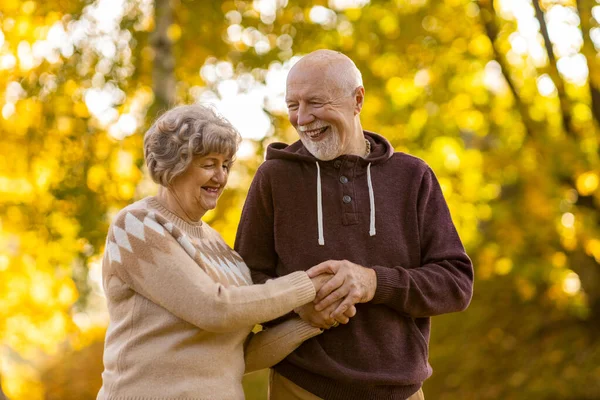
[{"x1": 298, "y1": 125, "x2": 342, "y2": 161}]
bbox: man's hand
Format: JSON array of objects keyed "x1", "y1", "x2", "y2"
[
  {"x1": 294, "y1": 300, "x2": 357, "y2": 329},
  {"x1": 309, "y1": 272, "x2": 332, "y2": 294},
  {"x1": 307, "y1": 260, "x2": 377, "y2": 319}
]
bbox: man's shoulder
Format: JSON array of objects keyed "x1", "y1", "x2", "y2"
[
  {"x1": 256, "y1": 158, "x2": 300, "y2": 176},
  {"x1": 387, "y1": 151, "x2": 430, "y2": 173}
]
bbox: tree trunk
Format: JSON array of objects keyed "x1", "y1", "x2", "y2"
[
  {"x1": 478, "y1": 0, "x2": 536, "y2": 137},
  {"x1": 532, "y1": 0, "x2": 574, "y2": 137},
  {"x1": 575, "y1": 0, "x2": 600, "y2": 127},
  {"x1": 150, "y1": 0, "x2": 176, "y2": 117}
]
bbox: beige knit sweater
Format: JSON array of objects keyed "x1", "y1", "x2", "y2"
[{"x1": 97, "y1": 197, "x2": 321, "y2": 400}]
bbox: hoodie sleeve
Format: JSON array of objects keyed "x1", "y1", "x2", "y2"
[
  {"x1": 371, "y1": 167, "x2": 474, "y2": 317},
  {"x1": 235, "y1": 167, "x2": 278, "y2": 284}
]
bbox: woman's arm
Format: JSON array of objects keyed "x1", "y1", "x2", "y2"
[
  {"x1": 244, "y1": 318, "x2": 322, "y2": 373},
  {"x1": 105, "y1": 208, "x2": 316, "y2": 332}
]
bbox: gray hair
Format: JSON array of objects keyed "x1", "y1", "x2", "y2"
[
  {"x1": 144, "y1": 104, "x2": 241, "y2": 186},
  {"x1": 337, "y1": 58, "x2": 363, "y2": 96}
]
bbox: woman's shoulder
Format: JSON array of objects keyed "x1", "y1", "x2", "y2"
[{"x1": 109, "y1": 198, "x2": 155, "y2": 227}]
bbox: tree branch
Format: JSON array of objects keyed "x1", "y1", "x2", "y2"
[
  {"x1": 478, "y1": 0, "x2": 536, "y2": 138},
  {"x1": 532, "y1": 0, "x2": 575, "y2": 137}
]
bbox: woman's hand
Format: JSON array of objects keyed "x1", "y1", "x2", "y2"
[
  {"x1": 309, "y1": 272, "x2": 333, "y2": 294},
  {"x1": 294, "y1": 301, "x2": 356, "y2": 329}
]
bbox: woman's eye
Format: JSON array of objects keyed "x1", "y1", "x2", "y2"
[{"x1": 201, "y1": 164, "x2": 215, "y2": 169}]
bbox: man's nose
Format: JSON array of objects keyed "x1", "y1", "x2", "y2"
[{"x1": 296, "y1": 104, "x2": 314, "y2": 126}]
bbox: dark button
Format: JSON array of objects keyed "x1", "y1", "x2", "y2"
[
  {"x1": 334, "y1": 160, "x2": 342, "y2": 168},
  {"x1": 340, "y1": 176, "x2": 349, "y2": 184},
  {"x1": 342, "y1": 195, "x2": 352, "y2": 204}
]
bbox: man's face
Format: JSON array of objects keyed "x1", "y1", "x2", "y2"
[{"x1": 285, "y1": 66, "x2": 358, "y2": 161}]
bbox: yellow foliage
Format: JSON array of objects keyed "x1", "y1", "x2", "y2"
[
  {"x1": 3, "y1": 363, "x2": 44, "y2": 400},
  {"x1": 585, "y1": 239, "x2": 600, "y2": 263},
  {"x1": 468, "y1": 34, "x2": 493, "y2": 57},
  {"x1": 576, "y1": 171, "x2": 598, "y2": 196},
  {"x1": 494, "y1": 257, "x2": 513, "y2": 275},
  {"x1": 167, "y1": 24, "x2": 182, "y2": 42},
  {"x1": 386, "y1": 77, "x2": 420, "y2": 108}
]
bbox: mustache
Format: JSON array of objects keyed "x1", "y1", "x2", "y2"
[{"x1": 298, "y1": 122, "x2": 329, "y2": 132}]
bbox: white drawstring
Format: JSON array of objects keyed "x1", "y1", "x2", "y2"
[
  {"x1": 316, "y1": 162, "x2": 325, "y2": 245},
  {"x1": 367, "y1": 163, "x2": 376, "y2": 236},
  {"x1": 315, "y1": 161, "x2": 376, "y2": 245}
]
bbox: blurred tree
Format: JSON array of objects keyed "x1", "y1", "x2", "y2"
[{"x1": 1, "y1": 0, "x2": 600, "y2": 399}]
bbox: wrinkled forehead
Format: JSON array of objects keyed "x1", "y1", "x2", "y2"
[{"x1": 286, "y1": 63, "x2": 345, "y2": 100}]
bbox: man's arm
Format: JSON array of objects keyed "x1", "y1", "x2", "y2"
[
  {"x1": 309, "y1": 167, "x2": 473, "y2": 319},
  {"x1": 235, "y1": 167, "x2": 278, "y2": 284}
]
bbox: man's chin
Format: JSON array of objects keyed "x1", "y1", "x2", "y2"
[{"x1": 301, "y1": 140, "x2": 339, "y2": 161}]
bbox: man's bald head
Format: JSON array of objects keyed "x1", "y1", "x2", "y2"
[
  {"x1": 285, "y1": 49, "x2": 367, "y2": 160},
  {"x1": 288, "y1": 50, "x2": 363, "y2": 96}
]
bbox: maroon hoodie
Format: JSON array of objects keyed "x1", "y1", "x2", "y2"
[{"x1": 235, "y1": 131, "x2": 473, "y2": 400}]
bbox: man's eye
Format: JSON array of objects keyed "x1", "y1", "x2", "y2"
[{"x1": 287, "y1": 104, "x2": 298, "y2": 110}]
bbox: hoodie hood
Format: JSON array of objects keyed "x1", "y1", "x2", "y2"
[
  {"x1": 265, "y1": 130, "x2": 394, "y2": 165},
  {"x1": 264, "y1": 130, "x2": 393, "y2": 246}
]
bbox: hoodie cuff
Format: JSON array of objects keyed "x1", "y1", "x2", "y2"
[{"x1": 370, "y1": 265, "x2": 406, "y2": 307}]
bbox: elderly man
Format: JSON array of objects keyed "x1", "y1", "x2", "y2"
[{"x1": 235, "y1": 50, "x2": 473, "y2": 400}]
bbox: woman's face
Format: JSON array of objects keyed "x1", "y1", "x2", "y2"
[{"x1": 171, "y1": 152, "x2": 232, "y2": 217}]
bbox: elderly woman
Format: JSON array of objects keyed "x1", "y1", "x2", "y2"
[{"x1": 97, "y1": 105, "x2": 335, "y2": 400}]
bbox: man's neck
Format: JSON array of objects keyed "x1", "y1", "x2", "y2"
[{"x1": 345, "y1": 124, "x2": 367, "y2": 157}]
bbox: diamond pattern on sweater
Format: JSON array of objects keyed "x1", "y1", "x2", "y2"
[
  {"x1": 113, "y1": 225, "x2": 133, "y2": 252},
  {"x1": 107, "y1": 241, "x2": 121, "y2": 263},
  {"x1": 177, "y1": 235, "x2": 197, "y2": 258},
  {"x1": 125, "y1": 212, "x2": 146, "y2": 241},
  {"x1": 143, "y1": 215, "x2": 165, "y2": 236},
  {"x1": 108, "y1": 205, "x2": 252, "y2": 287}
]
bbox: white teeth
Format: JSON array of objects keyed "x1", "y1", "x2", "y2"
[{"x1": 305, "y1": 126, "x2": 327, "y2": 138}]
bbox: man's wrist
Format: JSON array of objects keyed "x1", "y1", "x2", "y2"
[{"x1": 367, "y1": 267, "x2": 377, "y2": 302}]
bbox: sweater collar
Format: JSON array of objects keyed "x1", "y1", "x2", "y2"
[{"x1": 147, "y1": 197, "x2": 205, "y2": 238}]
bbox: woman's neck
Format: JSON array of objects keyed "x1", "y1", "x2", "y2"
[{"x1": 156, "y1": 186, "x2": 203, "y2": 224}]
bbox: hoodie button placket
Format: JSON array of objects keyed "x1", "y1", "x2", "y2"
[{"x1": 340, "y1": 158, "x2": 359, "y2": 225}]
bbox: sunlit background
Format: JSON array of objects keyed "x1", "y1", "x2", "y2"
[{"x1": 1, "y1": 0, "x2": 600, "y2": 398}]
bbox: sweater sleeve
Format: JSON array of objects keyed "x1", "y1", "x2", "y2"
[
  {"x1": 235, "y1": 167, "x2": 278, "y2": 285},
  {"x1": 371, "y1": 167, "x2": 474, "y2": 317},
  {"x1": 104, "y1": 208, "x2": 315, "y2": 332},
  {"x1": 244, "y1": 318, "x2": 322, "y2": 373}
]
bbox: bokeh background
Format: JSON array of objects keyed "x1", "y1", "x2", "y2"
[{"x1": 1, "y1": 0, "x2": 599, "y2": 399}]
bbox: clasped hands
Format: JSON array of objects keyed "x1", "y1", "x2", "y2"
[{"x1": 298, "y1": 260, "x2": 377, "y2": 329}]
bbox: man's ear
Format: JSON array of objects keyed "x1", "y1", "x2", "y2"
[{"x1": 354, "y1": 86, "x2": 365, "y2": 115}]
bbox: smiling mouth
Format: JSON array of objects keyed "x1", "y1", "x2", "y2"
[
  {"x1": 202, "y1": 186, "x2": 221, "y2": 195},
  {"x1": 304, "y1": 126, "x2": 329, "y2": 139}
]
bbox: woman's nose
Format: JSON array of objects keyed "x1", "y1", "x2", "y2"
[{"x1": 212, "y1": 167, "x2": 227, "y2": 183}]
